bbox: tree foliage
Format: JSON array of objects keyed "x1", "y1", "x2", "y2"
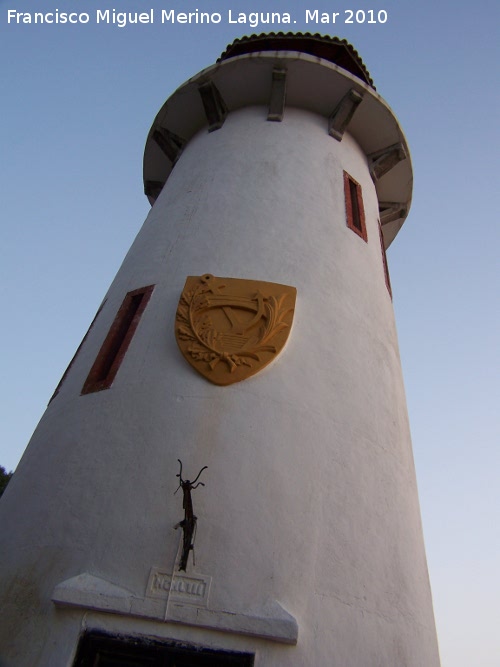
[{"x1": 0, "y1": 466, "x2": 13, "y2": 498}]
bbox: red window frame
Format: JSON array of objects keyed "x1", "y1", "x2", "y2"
[
  {"x1": 81, "y1": 285, "x2": 154, "y2": 394},
  {"x1": 378, "y1": 222, "x2": 392, "y2": 298},
  {"x1": 49, "y1": 300, "x2": 106, "y2": 403},
  {"x1": 343, "y1": 171, "x2": 367, "y2": 242}
]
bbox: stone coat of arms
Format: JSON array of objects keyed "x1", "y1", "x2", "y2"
[{"x1": 175, "y1": 274, "x2": 296, "y2": 385}]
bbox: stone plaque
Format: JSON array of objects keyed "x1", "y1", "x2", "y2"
[{"x1": 146, "y1": 568, "x2": 211, "y2": 607}]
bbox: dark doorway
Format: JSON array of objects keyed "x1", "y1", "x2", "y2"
[{"x1": 73, "y1": 631, "x2": 255, "y2": 667}]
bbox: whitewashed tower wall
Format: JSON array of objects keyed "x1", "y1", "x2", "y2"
[{"x1": 0, "y1": 35, "x2": 440, "y2": 667}]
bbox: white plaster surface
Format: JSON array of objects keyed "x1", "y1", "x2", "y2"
[{"x1": 0, "y1": 90, "x2": 439, "y2": 665}]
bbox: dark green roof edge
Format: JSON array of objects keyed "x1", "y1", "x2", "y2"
[{"x1": 218, "y1": 32, "x2": 375, "y2": 89}]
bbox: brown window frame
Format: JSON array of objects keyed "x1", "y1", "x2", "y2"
[
  {"x1": 49, "y1": 300, "x2": 106, "y2": 403},
  {"x1": 378, "y1": 221, "x2": 392, "y2": 298},
  {"x1": 343, "y1": 171, "x2": 367, "y2": 242},
  {"x1": 81, "y1": 285, "x2": 154, "y2": 395}
]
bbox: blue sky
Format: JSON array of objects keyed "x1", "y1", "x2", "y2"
[{"x1": 1, "y1": 0, "x2": 499, "y2": 664}]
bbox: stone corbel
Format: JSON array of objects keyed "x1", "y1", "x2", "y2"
[
  {"x1": 268, "y1": 68, "x2": 287, "y2": 122},
  {"x1": 152, "y1": 128, "x2": 186, "y2": 164},
  {"x1": 328, "y1": 88, "x2": 364, "y2": 141},
  {"x1": 369, "y1": 143, "x2": 407, "y2": 180},
  {"x1": 144, "y1": 180, "x2": 166, "y2": 201},
  {"x1": 198, "y1": 81, "x2": 228, "y2": 132},
  {"x1": 379, "y1": 201, "x2": 408, "y2": 225}
]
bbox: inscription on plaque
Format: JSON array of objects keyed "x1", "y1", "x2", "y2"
[{"x1": 146, "y1": 568, "x2": 211, "y2": 607}]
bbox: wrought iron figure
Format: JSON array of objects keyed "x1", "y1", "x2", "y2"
[{"x1": 174, "y1": 459, "x2": 207, "y2": 571}]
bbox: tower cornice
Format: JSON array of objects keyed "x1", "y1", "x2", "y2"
[{"x1": 143, "y1": 48, "x2": 412, "y2": 247}]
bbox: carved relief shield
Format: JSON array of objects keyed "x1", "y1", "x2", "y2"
[{"x1": 175, "y1": 274, "x2": 296, "y2": 386}]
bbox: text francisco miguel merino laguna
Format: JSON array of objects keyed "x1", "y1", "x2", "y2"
[{"x1": 7, "y1": 7, "x2": 388, "y2": 27}]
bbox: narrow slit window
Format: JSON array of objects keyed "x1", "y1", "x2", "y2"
[
  {"x1": 344, "y1": 171, "x2": 367, "y2": 242},
  {"x1": 378, "y1": 221, "x2": 392, "y2": 298},
  {"x1": 81, "y1": 285, "x2": 154, "y2": 395},
  {"x1": 49, "y1": 300, "x2": 106, "y2": 403}
]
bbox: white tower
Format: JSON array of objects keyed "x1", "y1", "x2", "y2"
[{"x1": 0, "y1": 34, "x2": 440, "y2": 666}]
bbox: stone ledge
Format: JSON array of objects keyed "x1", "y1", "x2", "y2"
[{"x1": 52, "y1": 573, "x2": 298, "y2": 645}]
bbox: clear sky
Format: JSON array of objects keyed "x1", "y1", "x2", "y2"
[{"x1": 1, "y1": 0, "x2": 498, "y2": 664}]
